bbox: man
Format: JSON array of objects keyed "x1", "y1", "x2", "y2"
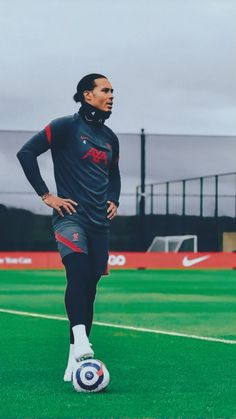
[{"x1": 17, "y1": 74, "x2": 121, "y2": 381}]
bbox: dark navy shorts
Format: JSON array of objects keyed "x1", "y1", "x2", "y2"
[{"x1": 52, "y1": 216, "x2": 109, "y2": 276}]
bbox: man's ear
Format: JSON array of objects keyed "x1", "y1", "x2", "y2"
[{"x1": 83, "y1": 90, "x2": 93, "y2": 102}]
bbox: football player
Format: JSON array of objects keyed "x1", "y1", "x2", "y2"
[{"x1": 17, "y1": 74, "x2": 121, "y2": 381}]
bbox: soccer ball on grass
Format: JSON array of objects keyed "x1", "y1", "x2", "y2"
[{"x1": 72, "y1": 359, "x2": 110, "y2": 393}]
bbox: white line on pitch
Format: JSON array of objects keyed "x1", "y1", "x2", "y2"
[{"x1": 0, "y1": 308, "x2": 236, "y2": 345}]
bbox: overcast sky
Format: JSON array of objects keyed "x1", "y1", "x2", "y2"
[
  {"x1": 1, "y1": 0, "x2": 236, "y2": 135},
  {"x1": 1, "y1": 0, "x2": 236, "y2": 216}
]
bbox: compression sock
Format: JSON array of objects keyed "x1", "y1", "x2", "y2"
[
  {"x1": 62, "y1": 252, "x2": 89, "y2": 330},
  {"x1": 86, "y1": 273, "x2": 101, "y2": 336}
]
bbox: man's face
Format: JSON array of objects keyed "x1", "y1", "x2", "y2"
[{"x1": 84, "y1": 78, "x2": 114, "y2": 112}]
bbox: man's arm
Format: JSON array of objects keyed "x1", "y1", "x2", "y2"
[
  {"x1": 16, "y1": 126, "x2": 51, "y2": 196},
  {"x1": 107, "y1": 158, "x2": 121, "y2": 205},
  {"x1": 107, "y1": 135, "x2": 121, "y2": 220},
  {"x1": 17, "y1": 122, "x2": 77, "y2": 217}
]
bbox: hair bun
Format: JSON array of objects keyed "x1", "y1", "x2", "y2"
[{"x1": 73, "y1": 92, "x2": 80, "y2": 103}]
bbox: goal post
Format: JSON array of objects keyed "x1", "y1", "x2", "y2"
[{"x1": 147, "y1": 235, "x2": 198, "y2": 253}]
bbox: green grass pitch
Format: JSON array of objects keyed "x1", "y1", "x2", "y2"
[{"x1": 1, "y1": 269, "x2": 236, "y2": 418}]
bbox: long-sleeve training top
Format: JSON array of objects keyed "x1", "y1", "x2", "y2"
[{"x1": 17, "y1": 112, "x2": 121, "y2": 231}]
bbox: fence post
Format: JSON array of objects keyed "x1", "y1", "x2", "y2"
[
  {"x1": 200, "y1": 177, "x2": 203, "y2": 217},
  {"x1": 182, "y1": 180, "x2": 186, "y2": 216},
  {"x1": 139, "y1": 128, "x2": 146, "y2": 250},
  {"x1": 166, "y1": 182, "x2": 169, "y2": 215},
  {"x1": 215, "y1": 175, "x2": 218, "y2": 217},
  {"x1": 136, "y1": 185, "x2": 139, "y2": 215},
  {"x1": 150, "y1": 184, "x2": 154, "y2": 215}
]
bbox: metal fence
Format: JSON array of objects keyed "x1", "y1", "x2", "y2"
[{"x1": 136, "y1": 172, "x2": 236, "y2": 218}]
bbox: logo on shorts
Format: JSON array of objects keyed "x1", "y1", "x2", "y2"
[{"x1": 72, "y1": 233, "x2": 79, "y2": 241}]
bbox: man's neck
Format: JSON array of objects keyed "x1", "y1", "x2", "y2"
[{"x1": 79, "y1": 102, "x2": 111, "y2": 126}]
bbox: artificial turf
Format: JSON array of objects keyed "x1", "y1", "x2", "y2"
[{"x1": 1, "y1": 269, "x2": 236, "y2": 418}]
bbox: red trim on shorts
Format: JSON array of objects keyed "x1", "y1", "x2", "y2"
[
  {"x1": 55, "y1": 232, "x2": 84, "y2": 253},
  {"x1": 45, "y1": 124, "x2": 52, "y2": 144}
]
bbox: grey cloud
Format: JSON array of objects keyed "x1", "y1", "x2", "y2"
[{"x1": 0, "y1": 0, "x2": 235, "y2": 134}]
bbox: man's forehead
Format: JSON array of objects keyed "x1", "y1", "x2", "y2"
[{"x1": 94, "y1": 78, "x2": 112, "y2": 89}]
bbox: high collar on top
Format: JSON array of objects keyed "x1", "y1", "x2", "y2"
[{"x1": 79, "y1": 102, "x2": 111, "y2": 126}]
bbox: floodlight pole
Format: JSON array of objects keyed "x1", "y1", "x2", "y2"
[{"x1": 139, "y1": 128, "x2": 146, "y2": 250}]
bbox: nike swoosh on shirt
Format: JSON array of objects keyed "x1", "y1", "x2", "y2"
[{"x1": 182, "y1": 255, "x2": 210, "y2": 267}]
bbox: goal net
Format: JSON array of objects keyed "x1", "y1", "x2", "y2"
[{"x1": 147, "y1": 235, "x2": 198, "y2": 253}]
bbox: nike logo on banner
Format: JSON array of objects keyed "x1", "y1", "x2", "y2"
[{"x1": 182, "y1": 255, "x2": 210, "y2": 267}]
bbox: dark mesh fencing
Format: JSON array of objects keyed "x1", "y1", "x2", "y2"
[
  {"x1": 137, "y1": 172, "x2": 236, "y2": 218},
  {"x1": 1, "y1": 130, "x2": 236, "y2": 216}
]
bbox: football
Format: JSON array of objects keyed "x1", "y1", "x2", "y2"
[{"x1": 72, "y1": 359, "x2": 110, "y2": 393}]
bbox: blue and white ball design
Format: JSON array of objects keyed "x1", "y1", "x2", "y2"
[{"x1": 72, "y1": 359, "x2": 110, "y2": 393}]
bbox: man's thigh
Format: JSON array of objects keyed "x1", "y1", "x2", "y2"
[{"x1": 88, "y1": 230, "x2": 109, "y2": 276}]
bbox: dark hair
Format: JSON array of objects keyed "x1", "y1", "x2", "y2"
[{"x1": 73, "y1": 73, "x2": 107, "y2": 103}]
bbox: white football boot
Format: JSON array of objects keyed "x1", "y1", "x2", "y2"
[
  {"x1": 63, "y1": 344, "x2": 77, "y2": 382},
  {"x1": 72, "y1": 324, "x2": 94, "y2": 362},
  {"x1": 63, "y1": 342, "x2": 94, "y2": 382}
]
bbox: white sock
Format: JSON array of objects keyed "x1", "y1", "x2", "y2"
[
  {"x1": 72, "y1": 324, "x2": 88, "y2": 343},
  {"x1": 72, "y1": 324, "x2": 94, "y2": 361}
]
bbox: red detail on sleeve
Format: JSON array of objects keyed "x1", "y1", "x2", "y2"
[
  {"x1": 55, "y1": 232, "x2": 85, "y2": 254},
  {"x1": 45, "y1": 124, "x2": 52, "y2": 144}
]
